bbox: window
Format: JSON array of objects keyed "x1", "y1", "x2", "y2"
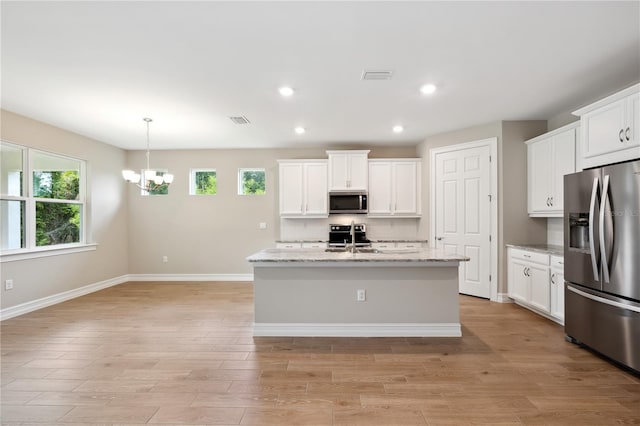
[
  {"x1": 141, "y1": 170, "x2": 170, "y2": 196},
  {"x1": 190, "y1": 169, "x2": 217, "y2": 195},
  {"x1": 1, "y1": 143, "x2": 25, "y2": 250},
  {"x1": 0, "y1": 142, "x2": 86, "y2": 252},
  {"x1": 238, "y1": 168, "x2": 265, "y2": 195}
]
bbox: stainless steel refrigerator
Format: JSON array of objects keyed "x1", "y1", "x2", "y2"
[{"x1": 564, "y1": 159, "x2": 640, "y2": 373}]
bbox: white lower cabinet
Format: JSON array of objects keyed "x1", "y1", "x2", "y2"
[
  {"x1": 276, "y1": 242, "x2": 302, "y2": 249},
  {"x1": 550, "y1": 255, "x2": 565, "y2": 322},
  {"x1": 276, "y1": 242, "x2": 327, "y2": 249},
  {"x1": 507, "y1": 247, "x2": 564, "y2": 324},
  {"x1": 371, "y1": 241, "x2": 426, "y2": 250}
]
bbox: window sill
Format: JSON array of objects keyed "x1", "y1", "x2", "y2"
[{"x1": 0, "y1": 243, "x2": 98, "y2": 263}]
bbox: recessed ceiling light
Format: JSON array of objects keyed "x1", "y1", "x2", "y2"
[
  {"x1": 279, "y1": 86, "x2": 295, "y2": 97},
  {"x1": 392, "y1": 125, "x2": 404, "y2": 133},
  {"x1": 420, "y1": 84, "x2": 437, "y2": 95},
  {"x1": 294, "y1": 126, "x2": 306, "y2": 134}
]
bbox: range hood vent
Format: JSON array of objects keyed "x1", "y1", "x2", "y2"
[
  {"x1": 229, "y1": 116, "x2": 251, "y2": 125},
  {"x1": 361, "y1": 70, "x2": 394, "y2": 80}
]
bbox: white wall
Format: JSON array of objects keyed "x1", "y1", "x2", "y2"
[{"x1": 0, "y1": 110, "x2": 129, "y2": 310}]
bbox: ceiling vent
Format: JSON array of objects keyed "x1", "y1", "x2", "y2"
[
  {"x1": 361, "y1": 70, "x2": 394, "y2": 80},
  {"x1": 229, "y1": 116, "x2": 251, "y2": 125}
]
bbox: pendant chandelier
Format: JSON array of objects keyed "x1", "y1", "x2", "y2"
[{"x1": 122, "y1": 118, "x2": 174, "y2": 191}]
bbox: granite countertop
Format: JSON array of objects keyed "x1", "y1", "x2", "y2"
[
  {"x1": 275, "y1": 239, "x2": 428, "y2": 244},
  {"x1": 275, "y1": 240, "x2": 327, "y2": 243},
  {"x1": 371, "y1": 239, "x2": 428, "y2": 243},
  {"x1": 247, "y1": 247, "x2": 469, "y2": 263},
  {"x1": 506, "y1": 244, "x2": 564, "y2": 257}
]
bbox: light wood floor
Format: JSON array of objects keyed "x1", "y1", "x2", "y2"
[{"x1": 1, "y1": 282, "x2": 638, "y2": 425}]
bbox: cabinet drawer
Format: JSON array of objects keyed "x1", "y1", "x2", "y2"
[
  {"x1": 509, "y1": 248, "x2": 549, "y2": 265},
  {"x1": 550, "y1": 255, "x2": 564, "y2": 269},
  {"x1": 276, "y1": 242, "x2": 302, "y2": 249},
  {"x1": 371, "y1": 242, "x2": 395, "y2": 249},
  {"x1": 395, "y1": 242, "x2": 422, "y2": 249},
  {"x1": 302, "y1": 242, "x2": 326, "y2": 249}
]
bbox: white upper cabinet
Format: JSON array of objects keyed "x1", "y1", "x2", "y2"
[
  {"x1": 573, "y1": 83, "x2": 640, "y2": 169},
  {"x1": 526, "y1": 123, "x2": 577, "y2": 217},
  {"x1": 278, "y1": 160, "x2": 328, "y2": 218},
  {"x1": 368, "y1": 159, "x2": 421, "y2": 217},
  {"x1": 326, "y1": 150, "x2": 369, "y2": 191}
]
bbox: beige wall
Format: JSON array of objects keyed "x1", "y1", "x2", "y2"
[
  {"x1": 416, "y1": 121, "x2": 503, "y2": 240},
  {"x1": 125, "y1": 146, "x2": 417, "y2": 275},
  {"x1": 500, "y1": 121, "x2": 548, "y2": 293},
  {"x1": 416, "y1": 120, "x2": 547, "y2": 294},
  {"x1": 0, "y1": 110, "x2": 129, "y2": 309}
]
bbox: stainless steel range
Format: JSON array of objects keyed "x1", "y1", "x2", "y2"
[{"x1": 328, "y1": 223, "x2": 371, "y2": 247}]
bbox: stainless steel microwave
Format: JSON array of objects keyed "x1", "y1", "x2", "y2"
[{"x1": 328, "y1": 192, "x2": 368, "y2": 214}]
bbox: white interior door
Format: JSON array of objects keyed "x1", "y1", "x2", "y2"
[{"x1": 434, "y1": 145, "x2": 492, "y2": 298}]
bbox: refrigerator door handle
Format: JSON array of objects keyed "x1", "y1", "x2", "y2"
[
  {"x1": 589, "y1": 176, "x2": 600, "y2": 281},
  {"x1": 599, "y1": 174, "x2": 610, "y2": 283}
]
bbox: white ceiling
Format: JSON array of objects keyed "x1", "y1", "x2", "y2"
[{"x1": 2, "y1": 1, "x2": 639, "y2": 151}]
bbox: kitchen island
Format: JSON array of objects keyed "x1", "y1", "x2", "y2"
[{"x1": 246, "y1": 247, "x2": 468, "y2": 337}]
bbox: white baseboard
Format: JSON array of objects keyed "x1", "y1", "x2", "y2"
[
  {"x1": 495, "y1": 293, "x2": 513, "y2": 303},
  {"x1": 0, "y1": 273, "x2": 254, "y2": 321},
  {"x1": 127, "y1": 274, "x2": 253, "y2": 282},
  {"x1": 0, "y1": 275, "x2": 129, "y2": 321},
  {"x1": 253, "y1": 322, "x2": 462, "y2": 337}
]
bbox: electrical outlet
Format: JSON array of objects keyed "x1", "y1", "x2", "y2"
[
  {"x1": 162, "y1": 256, "x2": 168, "y2": 263},
  {"x1": 357, "y1": 289, "x2": 366, "y2": 302},
  {"x1": 5, "y1": 279, "x2": 14, "y2": 290},
  {"x1": 259, "y1": 222, "x2": 267, "y2": 230}
]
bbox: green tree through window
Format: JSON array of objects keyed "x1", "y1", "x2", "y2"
[
  {"x1": 193, "y1": 170, "x2": 217, "y2": 195},
  {"x1": 239, "y1": 169, "x2": 265, "y2": 195},
  {"x1": 33, "y1": 170, "x2": 81, "y2": 246}
]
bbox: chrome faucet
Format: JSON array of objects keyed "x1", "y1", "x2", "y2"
[{"x1": 348, "y1": 220, "x2": 356, "y2": 253}]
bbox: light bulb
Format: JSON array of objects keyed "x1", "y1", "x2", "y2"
[
  {"x1": 144, "y1": 170, "x2": 156, "y2": 181},
  {"x1": 420, "y1": 84, "x2": 437, "y2": 95},
  {"x1": 122, "y1": 169, "x2": 134, "y2": 180},
  {"x1": 163, "y1": 173, "x2": 174, "y2": 184},
  {"x1": 294, "y1": 126, "x2": 306, "y2": 134},
  {"x1": 132, "y1": 173, "x2": 141, "y2": 183},
  {"x1": 393, "y1": 125, "x2": 404, "y2": 133},
  {"x1": 153, "y1": 175, "x2": 164, "y2": 185},
  {"x1": 279, "y1": 86, "x2": 294, "y2": 97}
]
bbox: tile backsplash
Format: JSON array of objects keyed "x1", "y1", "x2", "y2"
[
  {"x1": 547, "y1": 218, "x2": 563, "y2": 246},
  {"x1": 280, "y1": 217, "x2": 421, "y2": 242}
]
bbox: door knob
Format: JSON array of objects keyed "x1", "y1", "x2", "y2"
[{"x1": 436, "y1": 237, "x2": 443, "y2": 241}]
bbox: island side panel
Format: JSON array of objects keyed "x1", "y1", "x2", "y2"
[{"x1": 253, "y1": 264, "x2": 460, "y2": 336}]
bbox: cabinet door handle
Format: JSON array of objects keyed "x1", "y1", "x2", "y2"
[
  {"x1": 546, "y1": 197, "x2": 550, "y2": 206},
  {"x1": 523, "y1": 254, "x2": 531, "y2": 258},
  {"x1": 619, "y1": 129, "x2": 625, "y2": 142},
  {"x1": 626, "y1": 127, "x2": 630, "y2": 141},
  {"x1": 551, "y1": 273, "x2": 556, "y2": 285},
  {"x1": 550, "y1": 197, "x2": 553, "y2": 207}
]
